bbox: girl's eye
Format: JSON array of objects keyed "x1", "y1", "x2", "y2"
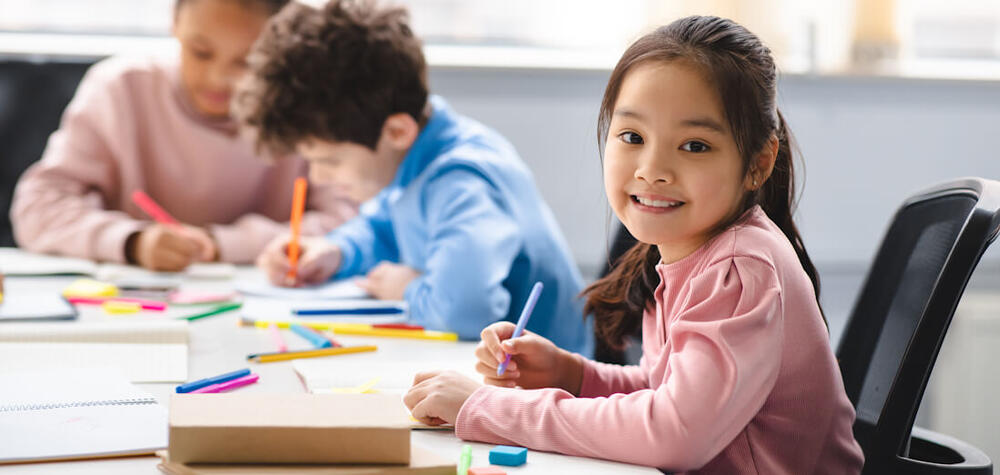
[
  {"x1": 680, "y1": 140, "x2": 710, "y2": 153},
  {"x1": 619, "y1": 131, "x2": 644, "y2": 145},
  {"x1": 191, "y1": 49, "x2": 212, "y2": 61}
]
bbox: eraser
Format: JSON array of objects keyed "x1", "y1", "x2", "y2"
[{"x1": 488, "y1": 445, "x2": 527, "y2": 466}]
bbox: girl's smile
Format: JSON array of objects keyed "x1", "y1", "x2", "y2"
[{"x1": 629, "y1": 192, "x2": 685, "y2": 214}]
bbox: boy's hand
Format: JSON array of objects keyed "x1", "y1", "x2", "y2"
[
  {"x1": 356, "y1": 262, "x2": 421, "y2": 300},
  {"x1": 257, "y1": 235, "x2": 341, "y2": 287},
  {"x1": 130, "y1": 224, "x2": 213, "y2": 271},
  {"x1": 475, "y1": 321, "x2": 583, "y2": 395},
  {"x1": 403, "y1": 370, "x2": 482, "y2": 426}
]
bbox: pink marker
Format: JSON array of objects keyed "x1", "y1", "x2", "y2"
[
  {"x1": 132, "y1": 190, "x2": 181, "y2": 226},
  {"x1": 190, "y1": 373, "x2": 260, "y2": 393},
  {"x1": 269, "y1": 323, "x2": 287, "y2": 353},
  {"x1": 67, "y1": 296, "x2": 166, "y2": 311}
]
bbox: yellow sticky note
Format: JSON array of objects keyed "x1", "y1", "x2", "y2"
[
  {"x1": 102, "y1": 300, "x2": 141, "y2": 314},
  {"x1": 62, "y1": 279, "x2": 118, "y2": 298}
]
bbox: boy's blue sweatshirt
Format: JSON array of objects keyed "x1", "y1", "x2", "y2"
[{"x1": 328, "y1": 96, "x2": 593, "y2": 355}]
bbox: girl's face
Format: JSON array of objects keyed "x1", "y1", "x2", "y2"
[
  {"x1": 604, "y1": 61, "x2": 753, "y2": 264},
  {"x1": 173, "y1": 0, "x2": 270, "y2": 119}
]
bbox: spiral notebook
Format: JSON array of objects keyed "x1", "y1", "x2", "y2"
[{"x1": 0, "y1": 368, "x2": 168, "y2": 464}]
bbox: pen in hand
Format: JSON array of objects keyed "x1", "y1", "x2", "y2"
[{"x1": 497, "y1": 281, "x2": 543, "y2": 376}]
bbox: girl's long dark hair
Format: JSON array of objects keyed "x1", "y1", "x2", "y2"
[{"x1": 583, "y1": 16, "x2": 823, "y2": 349}]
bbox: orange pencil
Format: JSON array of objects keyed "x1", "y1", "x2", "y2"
[{"x1": 286, "y1": 177, "x2": 308, "y2": 281}]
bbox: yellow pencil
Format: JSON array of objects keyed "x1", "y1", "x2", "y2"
[
  {"x1": 248, "y1": 345, "x2": 377, "y2": 363},
  {"x1": 251, "y1": 320, "x2": 458, "y2": 342}
]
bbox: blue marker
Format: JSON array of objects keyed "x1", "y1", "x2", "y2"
[
  {"x1": 497, "y1": 281, "x2": 543, "y2": 376},
  {"x1": 176, "y1": 368, "x2": 251, "y2": 393},
  {"x1": 290, "y1": 323, "x2": 333, "y2": 349},
  {"x1": 293, "y1": 306, "x2": 405, "y2": 316}
]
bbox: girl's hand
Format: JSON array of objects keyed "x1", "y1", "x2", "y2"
[
  {"x1": 130, "y1": 224, "x2": 209, "y2": 271},
  {"x1": 403, "y1": 370, "x2": 482, "y2": 425},
  {"x1": 356, "y1": 262, "x2": 421, "y2": 300},
  {"x1": 256, "y1": 235, "x2": 341, "y2": 287},
  {"x1": 475, "y1": 321, "x2": 584, "y2": 395}
]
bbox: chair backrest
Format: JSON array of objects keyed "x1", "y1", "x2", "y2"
[
  {"x1": 0, "y1": 57, "x2": 96, "y2": 246},
  {"x1": 836, "y1": 177, "x2": 1000, "y2": 472}
]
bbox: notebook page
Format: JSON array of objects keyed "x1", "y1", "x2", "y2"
[
  {"x1": 0, "y1": 343, "x2": 188, "y2": 382},
  {"x1": 0, "y1": 320, "x2": 188, "y2": 344},
  {"x1": 294, "y1": 359, "x2": 478, "y2": 394},
  {"x1": 0, "y1": 369, "x2": 167, "y2": 464},
  {"x1": 236, "y1": 276, "x2": 369, "y2": 300},
  {"x1": 0, "y1": 321, "x2": 189, "y2": 382}
]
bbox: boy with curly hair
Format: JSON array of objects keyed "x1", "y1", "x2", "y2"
[{"x1": 236, "y1": 0, "x2": 592, "y2": 354}]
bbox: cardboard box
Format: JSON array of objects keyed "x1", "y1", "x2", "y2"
[{"x1": 168, "y1": 393, "x2": 410, "y2": 464}]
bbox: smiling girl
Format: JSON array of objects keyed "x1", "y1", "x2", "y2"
[
  {"x1": 404, "y1": 16, "x2": 864, "y2": 474},
  {"x1": 11, "y1": 0, "x2": 354, "y2": 271}
]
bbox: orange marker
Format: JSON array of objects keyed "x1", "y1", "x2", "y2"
[{"x1": 286, "y1": 177, "x2": 308, "y2": 281}]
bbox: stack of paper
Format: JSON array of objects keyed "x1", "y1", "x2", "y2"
[{"x1": 0, "y1": 320, "x2": 189, "y2": 382}]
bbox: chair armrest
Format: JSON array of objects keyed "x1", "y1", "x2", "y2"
[{"x1": 893, "y1": 426, "x2": 992, "y2": 474}]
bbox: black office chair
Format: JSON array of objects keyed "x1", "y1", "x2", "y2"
[
  {"x1": 837, "y1": 177, "x2": 1000, "y2": 474},
  {"x1": 0, "y1": 57, "x2": 97, "y2": 247},
  {"x1": 592, "y1": 223, "x2": 639, "y2": 364}
]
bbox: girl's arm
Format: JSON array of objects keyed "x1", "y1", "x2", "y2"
[
  {"x1": 10, "y1": 61, "x2": 146, "y2": 263},
  {"x1": 402, "y1": 168, "x2": 521, "y2": 339},
  {"x1": 576, "y1": 354, "x2": 650, "y2": 397},
  {"x1": 456, "y1": 257, "x2": 783, "y2": 471}
]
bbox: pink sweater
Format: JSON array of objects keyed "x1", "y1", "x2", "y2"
[
  {"x1": 456, "y1": 206, "x2": 864, "y2": 473},
  {"x1": 10, "y1": 55, "x2": 356, "y2": 264}
]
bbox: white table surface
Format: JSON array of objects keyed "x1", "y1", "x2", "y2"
[{"x1": 0, "y1": 270, "x2": 658, "y2": 474}]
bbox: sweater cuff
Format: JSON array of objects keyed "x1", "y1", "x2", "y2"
[
  {"x1": 454, "y1": 385, "x2": 499, "y2": 442},
  {"x1": 210, "y1": 224, "x2": 255, "y2": 264},
  {"x1": 96, "y1": 219, "x2": 146, "y2": 263},
  {"x1": 577, "y1": 353, "x2": 606, "y2": 398}
]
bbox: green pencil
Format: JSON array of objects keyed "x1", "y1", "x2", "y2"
[{"x1": 179, "y1": 302, "x2": 242, "y2": 321}]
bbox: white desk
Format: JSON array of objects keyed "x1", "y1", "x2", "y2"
[{"x1": 0, "y1": 271, "x2": 657, "y2": 474}]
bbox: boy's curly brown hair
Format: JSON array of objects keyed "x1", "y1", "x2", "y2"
[{"x1": 233, "y1": 0, "x2": 428, "y2": 154}]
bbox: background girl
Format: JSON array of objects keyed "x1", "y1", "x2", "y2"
[
  {"x1": 10, "y1": 0, "x2": 355, "y2": 271},
  {"x1": 404, "y1": 16, "x2": 864, "y2": 473}
]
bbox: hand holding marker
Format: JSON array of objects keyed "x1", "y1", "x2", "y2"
[{"x1": 497, "y1": 281, "x2": 543, "y2": 376}]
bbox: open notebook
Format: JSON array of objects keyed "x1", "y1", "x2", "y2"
[
  {"x1": 0, "y1": 320, "x2": 189, "y2": 382},
  {"x1": 0, "y1": 368, "x2": 168, "y2": 464},
  {"x1": 0, "y1": 247, "x2": 235, "y2": 280}
]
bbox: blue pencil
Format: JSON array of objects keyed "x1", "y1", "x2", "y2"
[
  {"x1": 176, "y1": 368, "x2": 250, "y2": 393},
  {"x1": 497, "y1": 282, "x2": 543, "y2": 376},
  {"x1": 290, "y1": 323, "x2": 333, "y2": 349}
]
